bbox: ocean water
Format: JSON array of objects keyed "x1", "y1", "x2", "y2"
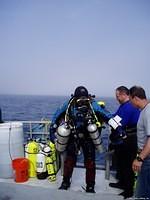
[
  {"x1": 0, "y1": 94, "x2": 119, "y2": 166},
  {"x1": 0, "y1": 94, "x2": 118, "y2": 121}
]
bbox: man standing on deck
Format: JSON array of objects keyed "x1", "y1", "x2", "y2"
[
  {"x1": 129, "y1": 86, "x2": 150, "y2": 199},
  {"x1": 109, "y1": 86, "x2": 140, "y2": 199},
  {"x1": 0, "y1": 108, "x2": 3, "y2": 123},
  {"x1": 50, "y1": 86, "x2": 127, "y2": 193}
]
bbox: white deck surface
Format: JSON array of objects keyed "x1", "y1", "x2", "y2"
[{"x1": 0, "y1": 168, "x2": 131, "y2": 200}]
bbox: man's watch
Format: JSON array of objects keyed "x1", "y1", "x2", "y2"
[{"x1": 136, "y1": 155, "x2": 144, "y2": 162}]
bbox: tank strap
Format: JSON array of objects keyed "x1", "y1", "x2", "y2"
[
  {"x1": 65, "y1": 97, "x2": 75, "y2": 122},
  {"x1": 89, "y1": 102, "x2": 101, "y2": 127}
]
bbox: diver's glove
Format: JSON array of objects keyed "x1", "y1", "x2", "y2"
[
  {"x1": 109, "y1": 126, "x2": 127, "y2": 145},
  {"x1": 49, "y1": 123, "x2": 57, "y2": 143}
]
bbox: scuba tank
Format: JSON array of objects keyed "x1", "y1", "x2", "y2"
[
  {"x1": 48, "y1": 141, "x2": 57, "y2": 173},
  {"x1": 25, "y1": 138, "x2": 39, "y2": 178},
  {"x1": 46, "y1": 155, "x2": 56, "y2": 182},
  {"x1": 55, "y1": 123, "x2": 71, "y2": 152},
  {"x1": 87, "y1": 122, "x2": 103, "y2": 153},
  {"x1": 36, "y1": 142, "x2": 50, "y2": 179}
]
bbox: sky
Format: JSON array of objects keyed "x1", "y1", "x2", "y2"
[{"x1": 0, "y1": 0, "x2": 150, "y2": 97}]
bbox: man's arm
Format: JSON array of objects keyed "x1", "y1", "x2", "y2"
[{"x1": 132, "y1": 137, "x2": 150, "y2": 172}]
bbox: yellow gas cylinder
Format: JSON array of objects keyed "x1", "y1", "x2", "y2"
[
  {"x1": 46, "y1": 155, "x2": 56, "y2": 182},
  {"x1": 25, "y1": 139, "x2": 39, "y2": 178},
  {"x1": 48, "y1": 141, "x2": 57, "y2": 173}
]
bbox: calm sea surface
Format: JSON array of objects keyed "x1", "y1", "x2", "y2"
[
  {"x1": 0, "y1": 94, "x2": 118, "y2": 121},
  {"x1": 0, "y1": 94, "x2": 119, "y2": 166}
]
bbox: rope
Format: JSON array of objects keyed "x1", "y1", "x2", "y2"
[{"x1": 8, "y1": 123, "x2": 13, "y2": 161}]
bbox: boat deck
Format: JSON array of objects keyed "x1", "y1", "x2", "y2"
[
  {"x1": 0, "y1": 168, "x2": 128, "y2": 200},
  {"x1": 0, "y1": 121, "x2": 132, "y2": 199}
]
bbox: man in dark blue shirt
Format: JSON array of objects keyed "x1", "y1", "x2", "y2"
[{"x1": 109, "y1": 86, "x2": 140, "y2": 199}]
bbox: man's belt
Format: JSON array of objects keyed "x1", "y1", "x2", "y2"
[{"x1": 125, "y1": 126, "x2": 137, "y2": 136}]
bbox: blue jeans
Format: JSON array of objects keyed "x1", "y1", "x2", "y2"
[{"x1": 135, "y1": 158, "x2": 150, "y2": 199}]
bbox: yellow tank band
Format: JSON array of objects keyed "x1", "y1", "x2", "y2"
[{"x1": 96, "y1": 121, "x2": 101, "y2": 127}]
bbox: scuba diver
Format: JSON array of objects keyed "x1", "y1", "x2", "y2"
[{"x1": 50, "y1": 86, "x2": 126, "y2": 193}]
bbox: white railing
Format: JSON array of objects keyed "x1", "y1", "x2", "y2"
[
  {"x1": 21, "y1": 120, "x2": 113, "y2": 180},
  {"x1": 21, "y1": 120, "x2": 51, "y2": 141}
]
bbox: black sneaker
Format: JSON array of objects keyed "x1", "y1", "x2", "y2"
[
  {"x1": 109, "y1": 182, "x2": 124, "y2": 189},
  {"x1": 119, "y1": 191, "x2": 133, "y2": 199},
  {"x1": 59, "y1": 181, "x2": 70, "y2": 190},
  {"x1": 86, "y1": 185, "x2": 95, "y2": 193}
]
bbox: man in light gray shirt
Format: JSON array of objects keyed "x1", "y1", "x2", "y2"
[{"x1": 129, "y1": 86, "x2": 150, "y2": 199}]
